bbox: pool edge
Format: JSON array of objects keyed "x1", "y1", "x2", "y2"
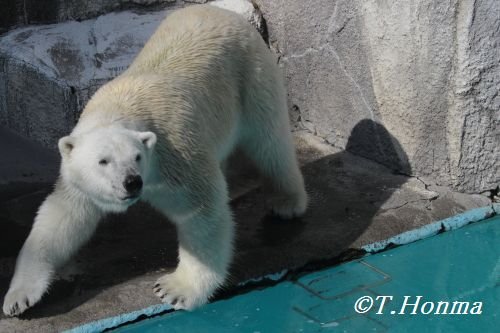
[{"x1": 64, "y1": 203, "x2": 499, "y2": 333}]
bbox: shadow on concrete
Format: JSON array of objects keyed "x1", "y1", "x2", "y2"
[
  {"x1": 346, "y1": 119, "x2": 411, "y2": 175},
  {"x1": 230, "y1": 119, "x2": 411, "y2": 283},
  {"x1": 0, "y1": 119, "x2": 410, "y2": 323}
]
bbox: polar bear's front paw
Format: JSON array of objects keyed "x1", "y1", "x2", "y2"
[
  {"x1": 153, "y1": 271, "x2": 214, "y2": 311},
  {"x1": 2, "y1": 283, "x2": 47, "y2": 316}
]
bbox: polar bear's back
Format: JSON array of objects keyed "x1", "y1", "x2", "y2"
[
  {"x1": 127, "y1": 5, "x2": 269, "y2": 142},
  {"x1": 126, "y1": 5, "x2": 260, "y2": 79}
]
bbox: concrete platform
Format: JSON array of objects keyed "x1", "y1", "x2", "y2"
[{"x1": 0, "y1": 124, "x2": 494, "y2": 332}]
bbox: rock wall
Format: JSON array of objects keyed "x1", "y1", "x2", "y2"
[
  {"x1": 255, "y1": 0, "x2": 499, "y2": 193},
  {"x1": 0, "y1": 0, "x2": 498, "y2": 194},
  {"x1": 0, "y1": 0, "x2": 209, "y2": 34},
  {"x1": 0, "y1": 10, "x2": 169, "y2": 147}
]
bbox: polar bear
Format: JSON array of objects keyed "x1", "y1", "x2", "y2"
[{"x1": 3, "y1": 4, "x2": 307, "y2": 316}]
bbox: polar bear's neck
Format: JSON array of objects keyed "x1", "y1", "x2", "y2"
[{"x1": 73, "y1": 76, "x2": 153, "y2": 135}]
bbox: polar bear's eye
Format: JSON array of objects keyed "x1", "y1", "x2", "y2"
[
  {"x1": 99, "y1": 159, "x2": 109, "y2": 166},
  {"x1": 135, "y1": 154, "x2": 141, "y2": 162}
]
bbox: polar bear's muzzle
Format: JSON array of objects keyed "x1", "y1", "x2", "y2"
[{"x1": 122, "y1": 174, "x2": 143, "y2": 200}]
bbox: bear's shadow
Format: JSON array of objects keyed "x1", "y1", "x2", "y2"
[{"x1": 0, "y1": 119, "x2": 411, "y2": 319}]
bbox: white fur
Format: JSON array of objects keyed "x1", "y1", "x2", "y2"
[{"x1": 3, "y1": 5, "x2": 307, "y2": 316}]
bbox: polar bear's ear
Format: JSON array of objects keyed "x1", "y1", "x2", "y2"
[
  {"x1": 138, "y1": 131, "x2": 157, "y2": 149},
  {"x1": 58, "y1": 136, "x2": 75, "y2": 158}
]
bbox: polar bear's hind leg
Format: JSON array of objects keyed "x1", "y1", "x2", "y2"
[{"x1": 240, "y1": 95, "x2": 308, "y2": 218}]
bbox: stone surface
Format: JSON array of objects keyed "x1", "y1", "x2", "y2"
[
  {"x1": 255, "y1": 0, "x2": 499, "y2": 194},
  {"x1": 449, "y1": 0, "x2": 500, "y2": 193},
  {"x1": 0, "y1": 0, "x2": 180, "y2": 33},
  {"x1": 2, "y1": 0, "x2": 496, "y2": 193},
  {"x1": 0, "y1": 10, "x2": 167, "y2": 148},
  {"x1": 0, "y1": 123, "x2": 495, "y2": 332}
]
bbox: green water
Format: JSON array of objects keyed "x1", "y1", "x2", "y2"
[{"x1": 113, "y1": 216, "x2": 499, "y2": 332}]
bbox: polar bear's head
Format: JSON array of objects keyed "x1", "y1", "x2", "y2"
[{"x1": 58, "y1": 127, "x2": 157, "y2": 212}]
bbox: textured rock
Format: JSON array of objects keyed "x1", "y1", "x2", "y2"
[
  {"x1": 0, "y1": 1, "x2": 251, "y2": 34},
  {"x1": 255, "y1": 0, "x2": 499, "y2": 193},
  {"x1": 0, "y1": 0, "x2": 178, "y2": 33},
  {"x1": 0, "y1": 10, "x2": 168, "y2": 148},
  {"x1": 448, "y1": 0, "x2": 500, "y2": 193},
  {"x1": 0, "y1": 0, "x2": 497, "y2": 194}
]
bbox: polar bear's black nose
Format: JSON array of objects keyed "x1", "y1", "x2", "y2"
[{"x1": 124, "y1": 175, "x2": 143, "y2": 195}]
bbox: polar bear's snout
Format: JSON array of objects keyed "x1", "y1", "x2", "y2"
[{"x1": 123, "y1": 174, "x2": 143, "y2": 199}]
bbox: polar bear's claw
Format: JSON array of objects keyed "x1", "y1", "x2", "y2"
[
  {"x1": 153, "y1": 271, "x2": 211, "y2": 311},
  {"x1": 2, "y1": 284, "x2": 44, "y2": 316}
]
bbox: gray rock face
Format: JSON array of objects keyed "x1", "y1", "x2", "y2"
[
  {"x1": 255, "y1": 0, "x2": 499, "y2": 193},
  {"x1": 0, "y1": 0, "x2": 497, "y2": 194},
  {"x1": 0, "y1": 0, "x2": 180, "y2": 33},
  {"x1": 450, "y1": 0, "x2": 500, "y2": 193},
  {"x1": 0, "y1": 10, "x2": 169, "y2": 148}
]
